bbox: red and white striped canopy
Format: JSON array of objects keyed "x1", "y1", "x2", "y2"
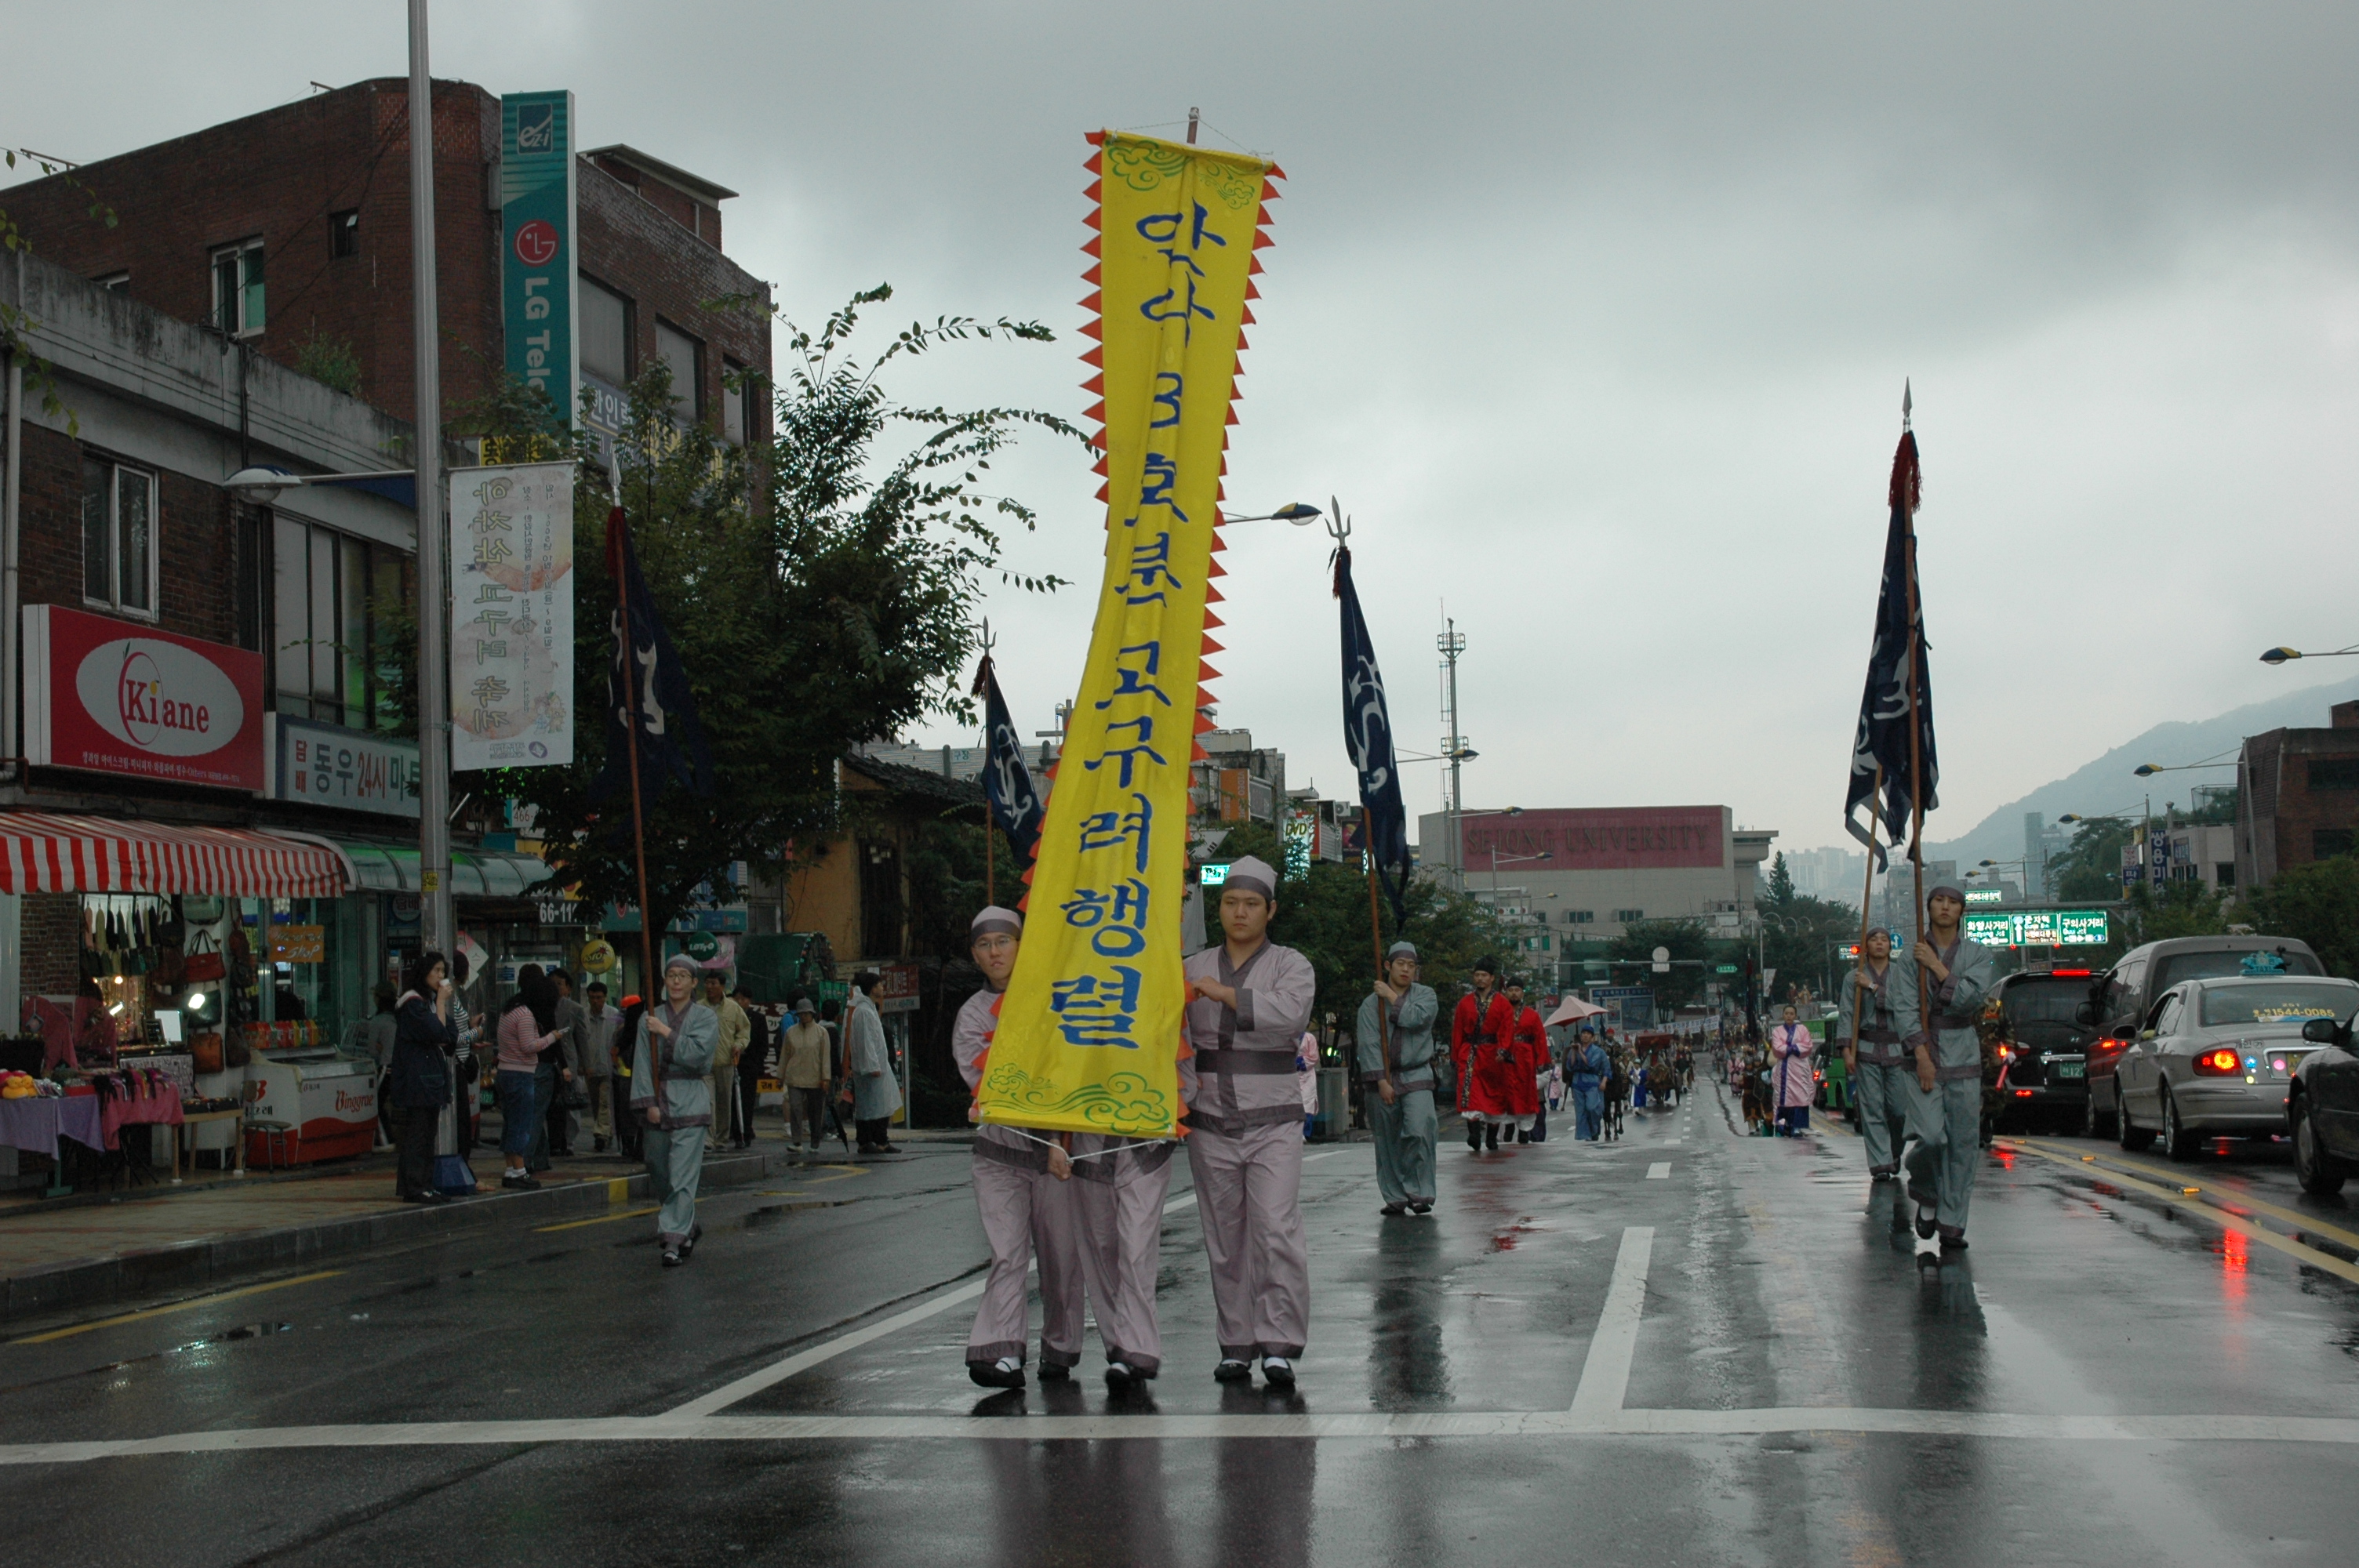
[{"x1": 0, "y1": 813, "x2": 346, "y2": 898}]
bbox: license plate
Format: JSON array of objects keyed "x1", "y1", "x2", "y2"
[{"x1": 2052, "y1": 1061, "x2": 2085, "y2": 1080}]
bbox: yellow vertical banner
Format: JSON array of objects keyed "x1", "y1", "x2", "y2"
[{"x1": 976, "y1": 132, "x2": 1282, "y2": 1137}]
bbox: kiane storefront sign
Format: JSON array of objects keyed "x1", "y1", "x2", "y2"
[
  {"x1": 23, "y1": 605, "x2": 265, "y2": 791},
  {"x1": 1459, "y1": 806, "x2": 1725, "y2": 870}
]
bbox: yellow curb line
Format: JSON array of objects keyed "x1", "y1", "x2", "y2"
[
  {"x1": 2016, "y1": 1138, "x2": 2359, "y2": 1256},
  {"x1": 535, "y1": 1206, "x2": 661, "y2": 1233},
  {"x1": 2006, "y1": 1141, "x2": 2359, "y2": 1287},
  {"x1": 12, "y1": 1270, "x2": 346, "y2": 1345}
]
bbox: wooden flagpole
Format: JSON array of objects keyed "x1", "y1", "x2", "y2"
[
  {"x1": 1362, "y1": 805, "x2": 1393, "y2": 1089},
  {"x1": 612, "y1": 510, "x2": 659, "y2": 1022},
  {"x1": 1901, "y1": 484, "x2": 1932, "y2": 1054}
]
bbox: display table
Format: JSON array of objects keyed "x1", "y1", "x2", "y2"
[
  {"x1": 100, "y1": 1084, "x2": 184, "y2": 1151},
  {"x1": 0, "y1": 1095, "x2": 106, "y2": 1161},
  {"x1": 173, "y1": 1108, "x2": 245, "y2": 1181}
]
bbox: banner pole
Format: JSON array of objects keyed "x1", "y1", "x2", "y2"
[
  {"x1": 1903, "y1": 519, "x2": 1932, "y2": 1048},
  {"x1": 613, "y1": 510, "x2": 658, "y2": 1021}
]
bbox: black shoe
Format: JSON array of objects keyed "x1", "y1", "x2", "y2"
[
  {"x1": 1260, "y1": 1357, "x2": 1296, "y2": 1389},
  {"x1": 1516, "y1": 1131, "x2": 1530, "y2": 1145},
  {"x1": 1213, "y1": 1359, "x2": 1252, "y2": 1382},
  {"x1": 1485, "y1": 1127, "x2": 1499, "y2": 1151},
  {"x1": 969, "y1": 1358, "x2": 1025, "y2": 1389},
  {"x1": 1380, "y1": 1202, "x2": 1406, "y2": 1216},
  {"x1": 1105, "y1": 1361, "x2": 1136, "y2": 1389},
  {"x1": 501, "y1": 1173, "x2": 542, "y2": 1191},
  {"x1": 1038, "y1": 1362, "x2": 1072, "y2": 1382},
  {"x1": 1914, "y1": 1203, "x2": 1938, "y2": 1240},
  {"x1": 593, "y1": 1136, "x2": 610, "y2": 1153},
  {"x1": 660, "y1": 1248, "x2": 683, "y2": 1268},
  {"x1": 1410, "y1": 1201, "x2": 1433, "y2": 1214},
  {"x1": 1940, "y1": 1232, "x2": 1968, "y2": 1251},
  {"x1": 680, "y1": 1222, "x2": 704, "y2": 1258},
  {"x1": 1467, "y1": 1126, "x2": 1483, "y2": 1152},
  {"x1": 874, "y1": 1142, "x2": 900, "y2": 1153}
]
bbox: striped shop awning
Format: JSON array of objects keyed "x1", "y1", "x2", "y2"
[{"x1": 0, "y1": 813, "x2": 347, "y2": 898}]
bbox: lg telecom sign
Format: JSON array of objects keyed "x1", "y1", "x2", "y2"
[
  {"x1": 501, "y1": 90, "x2": 578, "y2": 425},
  {"x1": 24, "y1": 604, "x2": 265, "y2": 790}
]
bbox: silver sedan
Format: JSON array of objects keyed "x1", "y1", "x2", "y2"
[{"x1": 2114, "y1": 975, "x2": 2359, "y2": 1161}]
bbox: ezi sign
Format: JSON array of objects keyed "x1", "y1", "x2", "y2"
[
  {"x1": 1964, "y1": 907, "x2": 2112, "y2": 948},
  {"x1": 500, "y1": 91, "x2": 577, "y2": 425}
]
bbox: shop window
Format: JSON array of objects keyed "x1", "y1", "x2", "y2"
[
  {"x1": 655, "y1": 318, "x2": 703, "y2": 428},
  {"x1": 329, "y1": 209, "x2": 358, "y2": 260},
  {"x1": 580, "y1": 274, "x2": 632, "y2": 388},
  {"x1": 81, "y1": 456, "x2": 157, "y2": 618},
  {"x1": 272, "y1": 514, "x2": 408, "y2": 731},
  {"x1": 211, "y1": 238, "x2": 265, "y2": 337}
]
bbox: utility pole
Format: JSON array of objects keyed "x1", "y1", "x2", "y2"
[
  {"x1": 1438, "y1": 615, "x2": 1466, "y2": 887},
  {"x1": 409, "y1": 0, "x2": 453, "y2": 956}
]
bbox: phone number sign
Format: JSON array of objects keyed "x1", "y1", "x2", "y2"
[{"x1": 1965, "y1": 908, "x2": 2111, "y2": 948}]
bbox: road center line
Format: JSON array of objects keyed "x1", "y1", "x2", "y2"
[{"x1": 1569, "y1": 1226, "x2": 1654, "y2": 1421}]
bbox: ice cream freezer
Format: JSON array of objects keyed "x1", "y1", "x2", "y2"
[{"x1": 244, "y1": 1047, "x2": 377, "y2": 1163}]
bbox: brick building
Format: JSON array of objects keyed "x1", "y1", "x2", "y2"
[
  {"x1": 1, "y1": 78, "x2": 769, "y2": 448},
  {"x1": 2236, "y1": 699, "x2": 2359, "y2": 889}
]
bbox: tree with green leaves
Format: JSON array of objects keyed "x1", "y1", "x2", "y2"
[
  {"x1": 1607, "y1": 919, "x2": 1714, "y2": 1012},
  {"x1": 1765, "y1": 851, "x2": 1796, "y2": 907},
  {"x1": 457, "y1": 285, "x2": 1081, "y2": 940},
  {"x1": 2052, "y1": 816, "x2": 2135, "y2": 902},
  {"x1": 1758, "y1": 892, "x2": 1862, "y2": 1007},
  {"x1": 2240, "y1": 858, "x2": 2359, "y2": 978}
]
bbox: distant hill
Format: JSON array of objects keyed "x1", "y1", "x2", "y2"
[{"x1": 1926, "y1": 674, "x2": 2359, "y2": 868}]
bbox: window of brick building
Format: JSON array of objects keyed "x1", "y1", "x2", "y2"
[
  {"x1": 2313, "y1": 829, "x2": 2354, "y2": 860},
  {"x1": 580, "y1": 276, "x2": 632, "y2": 387},
  {"x1": 1565, "y1": 909, "x2": 1594, "y2": 924},
  {"x1": 329, "y1": 209, "x2": 358, "y2": 260},
  {"x1": 655, "y1": 318, "x2": 703, "y2": 428},
  {"x1": 81, "y1": 456, "x2": 157, "y2": 618},
  {"x1": 722, "y1": 358, "x2": 747, "y2": 445},
  {"x1": 2306, "y1": 757, "x2": 2359, "y2": 791},
  {"x1": 272, "y1": 514, "x2": 405, "y2": 731},
  {"x1": 210, "y1": 238, "x2": 265, "y2": 336}
]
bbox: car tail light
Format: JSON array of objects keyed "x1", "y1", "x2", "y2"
[
  {"x1": 2014, "y1": 1088, "x2": 2034, "y2": 1097},
  {"x1": 2194, "y1": 1047, "x2": 2241, "y2": 1076},
  {"x1": 2051, "y1": 968, "x2": 2092, "y2": 977}
]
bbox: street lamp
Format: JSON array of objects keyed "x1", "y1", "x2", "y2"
[
  {"x1": 2132, "y1": 760, "x2": 2235, "y2": 778},
  {"x1": 1487, "y1": 846, "x2": 1551, "y2": 898},
  {"x1": 1454, "y1": 804, "x2": 1523, "y2": 891},
  {"x1": 1221, "y1": 503, "x2": 1321, "y2": 524},
  {"x1": 224, "y1": 465, "x2": 420, "y2": 505},
  {"x1": 2259, "y1": 643, "x2": 2359, "y2": 665}
]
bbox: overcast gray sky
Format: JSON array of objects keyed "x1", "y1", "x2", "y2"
[{"x1": 10, "y1": 2, "x2": 2359, "y2": 855}]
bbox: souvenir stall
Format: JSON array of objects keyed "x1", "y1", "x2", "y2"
[{"x1": 0, "y1": 814, "x2": 350, "y2": 1189}]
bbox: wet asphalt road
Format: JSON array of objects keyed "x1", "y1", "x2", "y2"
[{"x1": 5, "y1": 1073, "x2": 2359, "y2": 1568}]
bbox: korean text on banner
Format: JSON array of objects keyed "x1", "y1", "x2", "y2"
[
  {"x1": 977, "y1": 132, "x2": 1281, "y2": 1139},
  {"x1": 451, "y1": 462, "x2": 575, "y2": 768}
]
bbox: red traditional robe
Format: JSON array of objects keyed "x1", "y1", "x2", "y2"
[
  {"x1": 1507, "y1": 1005, "x2": 1547, "y2": 1118},
  {"x1": 1451, "y1": 991, "x2": 1518, "y2": 1119}
]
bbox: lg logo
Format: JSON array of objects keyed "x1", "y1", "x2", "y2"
[{"x1": 514, "y1": 220, "x2": 559, "y2": 267}]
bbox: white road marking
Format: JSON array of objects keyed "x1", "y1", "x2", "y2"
[
  {"x1": 1569, "y1": 1226, "x2": 1654, "y2": 1422},
  {"x1": 1646, "y1": 1163, "x2": 1670, "y2": 1179},
  {"x1": 668, "y1": 1146, "x2": 1347, "y2": 1417},
  {"x1": 11, "y1": 1407, "x2": 2350, "y2": 1465}
]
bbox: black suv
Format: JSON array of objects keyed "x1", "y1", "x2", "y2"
[
  {"x1": 1989, "y1": 969, "x2": 2096, "y2": 1132},
  {"x1": 2077, "y1": 935, "x2": 2324, "y2": 1138}
]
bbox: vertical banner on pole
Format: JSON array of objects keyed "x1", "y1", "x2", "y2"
[
  {"x1": 500, "y1": 90, "x2": 579, "y2": 427},
  {"x1": 976, "y1": 132, "x2": 1282, "y2": 1138},
  {"x1": 450, "y1": 461, "x2": 575, "y2": 768}
]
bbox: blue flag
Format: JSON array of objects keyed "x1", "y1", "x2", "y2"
[
  {"x1": 596, "y1": 506, "x2": 713, "y2": 803},
  {"x1": 972, "y1": 653, "x2": 1045, "y2": 862},
  {"x1": 1844, "y1": 431, "x2": 1937, "y2": 869},
  {"x1": 1336, "y1": 545, "x2": 1410, "y2": 924}
]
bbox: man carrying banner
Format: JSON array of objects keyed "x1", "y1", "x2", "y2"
[
  {"x1": 1357, "y1": 941, "x2": 1440, "y2": 1217},
  {"x1": 1567, "y1": 1026, "x2": 1610, "y2": 1142},
  {"x1": 1899, "y1": 886, "x2": 1997, "y2": 1251},
  {"x1": 631, "y1": 953, "x2": 718, "y2": 1269},
  {"x1": 1839, "y1": 927, "x2": 1908, "y2": 1181},
  {"x1": 1184, "y1": 855, "x2": 1318, "y2": 1388},
  {"x1": 952, "y1": 906, "x2": 1082, "y2": 1388},
  {"x1": 1070, "y1": 1105, "x2": 1185, "y2": 1390},
  {"x1": 1452, "y1": 960, "x2": 1518, "y2": 1152}
]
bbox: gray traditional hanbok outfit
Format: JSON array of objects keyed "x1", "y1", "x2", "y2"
[
  {"x1": 1897, "y1": 921, "x2": 1998, "y2": 1245},
  {"x1": 954, "y1": 980, "x2": 1084, "y2": 1372},
  {"x1": 846, "y1": 992, "x2": 903, "y2": 1123},
  {"x1": 630, "y1": 990, "x2": 718, "y2": 1250},
  {"x1": 1837, "y1": 949, "x2": 1906, "y2": 1178},
  {"x1": 1355, "y1": 971, "x2": 1440, "y2": 1210},
  {"x1": 1183, "y1": 880, "x2": 1318, "y2": 1363}
]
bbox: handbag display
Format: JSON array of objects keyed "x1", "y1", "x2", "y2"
[
  {"x1": 181, "y1": 930, "x2": 226, "y2": 984},
  {"x1": 191, "y1": 1032, "x2": 224, "y2": 1074}
]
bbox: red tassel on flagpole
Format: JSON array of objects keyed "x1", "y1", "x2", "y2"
[{"x1": 1889, "y1": 430, "x2": 1921, "y2": 516}]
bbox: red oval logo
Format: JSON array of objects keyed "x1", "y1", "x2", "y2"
[{"x1": 514, "y1": 220, "x2": 559, "y2": 267}]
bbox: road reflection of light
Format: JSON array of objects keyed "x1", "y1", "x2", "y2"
[{"x1": 1990, "y1": 1147, "x2": 2017, "y2": 1171}]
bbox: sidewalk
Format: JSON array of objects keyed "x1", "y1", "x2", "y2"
[{"x1": 0, "y1": 1127, "x2": 834, "y2": 1327}]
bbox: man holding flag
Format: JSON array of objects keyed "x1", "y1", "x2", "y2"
[{"x1": 1357, "y1": 941, "x2": 1439, "y2": 1216}]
